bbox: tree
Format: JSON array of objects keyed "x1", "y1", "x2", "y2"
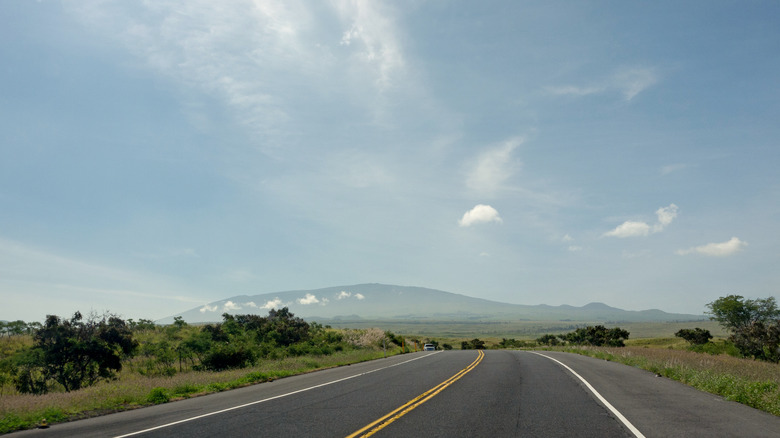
[
  {"x1": 730, "y1": 321, "x2": 780, "y2": 363},
  {"x1": 0, "y1": 320, "x2": 28, "y2": 337},
  {"x1": 15, "y1": 312, "x2": 137, "y2": 393},
  {"x1": 675, "y1": 328, "x2": 713, "y2": 345},
  {"x1": 128, "y1": 318, "x2": 156, "y2": 332},
  {"x1": 260, "y1": 308, "x2": 310, "y2": 347},
  {"x1": 461, "y1": 338, "x2": 485, "y2": 350},
  {"x1": 707, "y1": 295, "x2": 780, "y2": 362},
  {"x1": 560, "y1": 325, "x2": 629, "y2": 347},
  {"x1": 706, "y1": 295, "x2": 779, "y2": 332},
  {"x1": 536, "y1": 334, "x2": 560, "y2": 346}
]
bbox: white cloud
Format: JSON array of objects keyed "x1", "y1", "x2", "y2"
[
  {"x1": 548, "y1": 66, "x2": 658, "y2": 102},
  {"x1": 245, "y1": 302, "x2": 257, "y2": 308},
  {"x1": 603, "y1": 220, "x2": 651, "y2": 238},
  {"x1": 653, "y1": 204, "x2": 679, "y2": 231},
  {"x1": 466, "y1": 138, "x2": 522, "y2": 195},
  {"x1": 200, "y1": 304, "x2": 218, "y2": 313},
  {"x1": 340, "y1": 24, "x2": 361, "y2": 46},
  {"x1": 67, "y1": 0, "x2": 407, "y2": 157},
  {"x1": 297, "y1": 293, "x2": 320, "y2": 305},
  {"x1": 222, "y1": 301, "x2": 241, "y2": 311},
  {"x1": 614, "y1": 67, "x2": 658, "y2": 101},
  {"x1": 332, "y1": 1, "x2": 405, "y2": 91},
  {"x1": 676, "y1": 237, "x2": 747, "y2": 257},
  {"x1": 603, "y1": 204, "x2": 677, "y2": 237},
  {"x1": 260, "y1": 298, "x2": 285, "y2": 310},
  {"x1": 459, "y1": 205, "x2": 503, "y2": 227},
  {"x1": 568, "y1": 246, "x2": 583, "y2": 252},
  {"x1": 337, "y1": 291, "x2": 364, "y2": 300}
]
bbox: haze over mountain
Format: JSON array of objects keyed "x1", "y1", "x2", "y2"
[{"x1": 159, "y1": 284, "x2": 705, "y2": 325}]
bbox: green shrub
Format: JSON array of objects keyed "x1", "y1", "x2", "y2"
[
  {"x1": 147, "y1": 387, "x2": 170, "y2": 404},
  {"x1": 201, "y1": 344, "x2": 256, "y2": 371},
  {"x1": 172, "y1": 383, "x2": 202, "y2": 397},
  {"x1": 461, "y1": 338, "x2": 486, "y2": 350},
  {"x1": 690, "y1": 340, "x2": 741, "y2": 357},
  {"x1": 675, "y1": 328, "x2": 713, "y2": 345},
  {"x1": 560, "y1": 325, "x2": 629, "y2": 347}
]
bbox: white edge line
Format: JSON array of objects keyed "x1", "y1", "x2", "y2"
[
  {"x1": 114, "y1": 352, "x2": 441, "y2": 438},
  {"x1": 530, "y1": 352, "x2": 646, "y2": 438}
]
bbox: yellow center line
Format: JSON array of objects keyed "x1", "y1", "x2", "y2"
[{"x1": 346, "y1": 350, "x2": 485, "y2": 438}]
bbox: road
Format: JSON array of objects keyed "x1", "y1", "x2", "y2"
[{"x1": 10, "y1": 350, "x2": 780, "y2": 437}]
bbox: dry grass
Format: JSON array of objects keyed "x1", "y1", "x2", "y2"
[
  {"x1": 342, "y1": 328, "x2": 387, "y2": 348},
  {"x1": 560, "y1": 346, "x2": 780, "y2": 416},
  {"x1": 0, "y1": 348, "x2": 394, "y2": 434}
]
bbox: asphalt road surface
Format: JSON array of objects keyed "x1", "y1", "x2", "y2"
[{"x1": 11, "y1": 351, "x2": 780, "y2": 437}]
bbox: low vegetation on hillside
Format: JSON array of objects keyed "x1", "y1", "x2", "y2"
[{"x1": 0, "y1": 308, "x2": 408, "y2": 433}]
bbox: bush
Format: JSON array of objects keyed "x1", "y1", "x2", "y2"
[
  {"x1": 536, "y1": 334, "x2": 560, "y2": 346},
  {"x1": 147, "y1": 387, "x2": 170, "y2": 404},
  {"x1": 675, "y1": 328, "x2": 713, "y2": 345},
  {"x1": 461, "y1": 338, "x2": 486, "y2": 350},
  {"x1": 201, "y1": 344, "x2": 256, "y2": 371},
  {"x1": 689, "y1": 340, "x2": 742, "y2": 357},
  {"x1": 559, "y1": 325, "x2": 629, "y2": 347}
]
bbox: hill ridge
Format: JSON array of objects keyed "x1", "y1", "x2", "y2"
[{"x1": 158, "y1": 283, "x2": 705, "y2": 324}]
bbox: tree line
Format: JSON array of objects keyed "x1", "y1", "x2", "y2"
[
  {"x1": 535, "y1": 325, "x2": 630, "y2": 347},
  {"x1": 0, "y1": 320, "x2": 42, "y2": 337},
  {"x1": 0, "y1": 308, "x2": 404, "y2": 395}
]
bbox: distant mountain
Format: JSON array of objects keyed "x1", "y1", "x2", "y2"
[{"x1": 158, "y1": 284, "x2": 705, "y2": 324}]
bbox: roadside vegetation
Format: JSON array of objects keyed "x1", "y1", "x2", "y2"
[
  {"x1": 1, "y1": 294, "x2": 777, "y2": 432},
  {"x1": 556, "y1": 345, "x2": 780, "y2": 416},
  {"x1": 528, "y1": 294, "x2": 780, "y2": 416},
  {"x1": 0, "y1": 308, "x2": 406, "y2": 434}
]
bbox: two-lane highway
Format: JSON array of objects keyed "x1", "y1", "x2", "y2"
[{"x1": 10, "y1": 351, "x2": 780, "y2": 437}]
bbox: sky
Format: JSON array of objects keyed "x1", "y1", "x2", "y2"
[{"x1": 1, "y1": 1, "x2": 779, "y2": 322}]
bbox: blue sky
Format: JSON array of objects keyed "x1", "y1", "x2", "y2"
[{"x1": 2, "y1": 1, "x2": 779, "y2": 322}]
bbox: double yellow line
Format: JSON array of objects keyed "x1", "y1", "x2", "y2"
[{"x1": 346, "y1": 350, "x2": 485, "y2": 438}]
